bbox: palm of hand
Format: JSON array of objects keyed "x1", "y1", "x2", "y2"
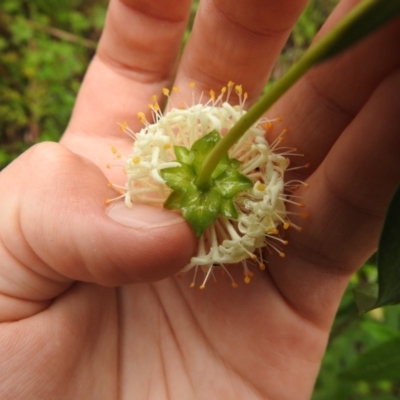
[
  {"x1": 3, "y1": 277, "x2": 326, "y2": 399},
  {"x1": 1, "y1": 0, "x2": 400, "y2": 399}
]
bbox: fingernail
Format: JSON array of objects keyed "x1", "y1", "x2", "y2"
[{"x1": 106, "y1": 201, "x2": 185, "y2": 229}]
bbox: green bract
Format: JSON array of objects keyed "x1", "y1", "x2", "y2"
[{"x1": 160, "y1": 130, "x2": 252, "y2": 237}]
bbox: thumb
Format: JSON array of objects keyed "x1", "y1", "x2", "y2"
[{"x1": 0, "y1": 142, "x2": 196, "y2": 320}]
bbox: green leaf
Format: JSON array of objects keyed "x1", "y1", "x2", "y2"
[
  {"x1": 215, "y1": 170, "x2": 253, "y2": 198},
  {"x1": 211, "y1": 155, "x2": 243, "y2": 180},
  {"x1": 375, "y1": 184, "x2": 400, "y2": 307},
  {"x1": 353, "y1": 185, "x2": 400, "y2": 312},
  {"x1": 181, "y1": 186, "x2": 221, "y2": 238},
  {"x1": 219, "y1": 198, "x2": 238, "y2": 219},
  {"x1": 211, "y1": 153, "x2": 231, "y2": 180},
  {"x1": 339, "y1": 336, "x2": 400, "y2": 382},
  {"x1": 162, "y1": 132, "x2": 252, "y2": 237},
  {"x1": 191, "y1": 130, "x2": 220, "y2": 176},
  {"x1": 159, "y1": 164, "x2": 195, "y2": 192},
  {"x1": 164, "y1": 191, "x2": 183, "y2": 210},
  {"x1": 174, "y1": 146, "x2": 192, "y2": 165},
  {"x1": 353, "y1": 283, "x2": 379, "y2": 313}
]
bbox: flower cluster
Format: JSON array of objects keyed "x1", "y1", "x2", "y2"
[{"x1": 108, "y1": 82, "x2": 307, "y2": 289}]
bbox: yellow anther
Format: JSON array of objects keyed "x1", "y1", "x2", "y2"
[
  {"x1": 148, "y1": 103, "x2": 160, "y2": 111},
  {"x1": 227, "y1": 81, "x2": 234, "y2": 87},
  {"x1": 244, "y1": 92, "x2": 248, "y2": 99},
  {"x1": 256, "y1": 183, "x2": 266, "y2": 191},
  {"x1": 111, "y1": 146, "x2": 117, "y2": 154},
  {"x1": 151, "y1": 95, "x2": 157, "y2": 102},
  {"x1": 132, "y1": 156, "x2": 141, "y2": 164},
  {"x1": 259, "y1": 263, "x2": 266, "y2": 271},
  {"x1": 117, "y1": 189, "x2": 124, "y2": 195},
  {"x1": 276, "y1": 117, "x2": 283, "y2": 122},
  {"x1": 235, "y1": 85, "x2": 242, "y2": 94},
  {"x1": 189, "y1": 81, "x2": 196, "y2": 88},
  {"x1": 264, "y1": 122, "x2": 272, "y2": 130},
  {"x1": 244, "y1": 276, "x2": 251, "y2": 284},
  {"x1": 279, "y1": 252, "x2": 286, "y2": 258},
  {"x1": 172, "y1": 86, "x2": 179, "y2": 92},
  {"x1": 105, "y1": 199, "x2": 111, "y2": 205},
  {"x1": 283, "y1": 222, "x2": 290, "y2": 229},
  {"x1": 106, "y1": 163, "x2": 111, "y2": 169},
  {"x1": 231, "y1": 282, "x2": 238, "y2": 289},
  {"x1": 209, "y1": 89, "x2": 215, "y2": 100},
  {"x1": 190, "y1": 282, "x2": 195, "y2": 288},
  {"x1": 162, "y1": 88, "x2": 170, "y2": 96},
  {"x1": 199, "y1": 285, "x2": 205, "y2": 290},
  {"x1": 107, "y1": 182, "x2": 113, "y2": 187},
  {"x1": 163, "y1": 144, "x2": 171, "y2": 150},
  {"x1": 119, "y1": 121, "x2": 128, "y2": 131},
  {"x1": 221, "y1": 87, "x2": 227, "y2": 94},
  {"x1": 267, "y1": 227, "x2": 278, "y2": 235}
]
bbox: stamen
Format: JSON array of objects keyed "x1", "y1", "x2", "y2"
[
  {"x1": 119, "y1": 121, "x2": 128, "y2": 131},
  {"x1": 287, "y1": 162, "x2": 310, "y2": 171},
  {"x1": 209, "y1": 89, "x2": 216, "y2": 101},
  {"x1": 199, "y1": 265, "x2": 214, "y2": 289},
  {"x1": 220, "y1": 264, "x2": 239, "y2": 288},
  {"x1": 190, "y1": 266, "x2": 199, "y2": 288}
]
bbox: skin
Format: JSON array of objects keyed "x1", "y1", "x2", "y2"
[{"x1": 1, "y1": 0, "x2": 399, "y2": 398}]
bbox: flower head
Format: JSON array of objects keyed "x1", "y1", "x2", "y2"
[{"x1": 108, "y1": 83, "x2": 307, "y2": 288}]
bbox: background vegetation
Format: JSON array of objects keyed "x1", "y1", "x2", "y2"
[
  {"x1": 1, "y1": 1, "x2": 399, "y2": 398},
  {"x1": 0, "y1": 0, "x2": 106, "y2": 167}
]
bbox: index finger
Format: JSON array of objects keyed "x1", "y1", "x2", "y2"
[
  {"x1": 62, "y1": 0, "x2": 192, "y2": 151},
  {"x1": 173, "y1": 0, "x2": 308, "y2": 104}
]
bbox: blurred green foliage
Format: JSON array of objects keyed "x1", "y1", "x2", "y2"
[
  {"x1": 313, "y1": 267, "x2": 400, "y2": 399},
  {"x1": 1, "y1": 0, "x2": 400, "y2": 398},
  {"x1": 0, "y1": 0, "x2": 106, "y2": 168}
]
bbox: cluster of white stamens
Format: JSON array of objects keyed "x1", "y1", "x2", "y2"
[{"x1": 107, "y1": 82, "x2": 308, "y2": 289}]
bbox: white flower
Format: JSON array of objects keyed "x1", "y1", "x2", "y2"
[{"x1": 108, "y1": 82, "x2": 308, "y2": 289}]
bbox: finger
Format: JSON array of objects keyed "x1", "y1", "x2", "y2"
[
  {"x1": 62, "y1": 0, "x2": 192, "y2": 148},
  {"x1": 172, "y1": 0, "x2": 307, "y2": 104},
  {"x1": 268, "y1": 0, "x2": 400, "y2": 173},
  {"x1": 0, "y1": 143, "x2": 196, "y2": 322},
  {"x1": 269, "y1": 69, "x2": 400, "y2": 330}
]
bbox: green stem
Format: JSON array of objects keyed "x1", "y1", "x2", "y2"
[{"x1": 196, "y1": 0, "x2": 400, "y2": 188}]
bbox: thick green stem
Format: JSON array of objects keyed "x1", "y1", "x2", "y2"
[{"x1": 196, "y1": 0, "x2": 400, "y2": 188}]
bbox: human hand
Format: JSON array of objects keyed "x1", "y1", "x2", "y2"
[{"x1": 1, "y1": 0, "x2": 399, "y2": 399}]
